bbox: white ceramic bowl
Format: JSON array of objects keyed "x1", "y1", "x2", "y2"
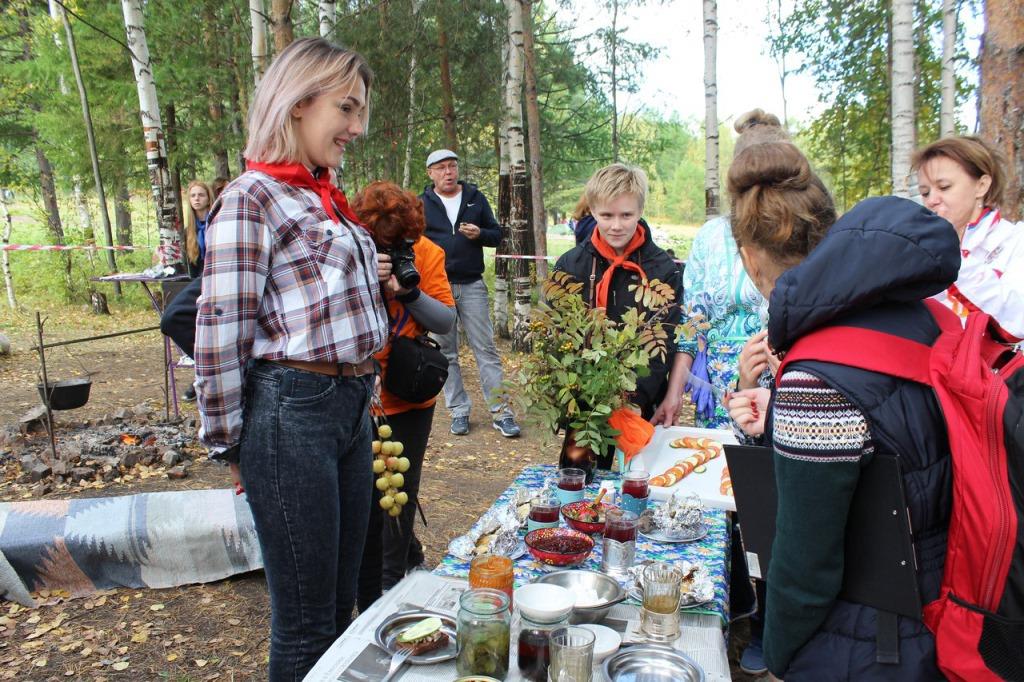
[
  {"x1": 514, "y1": 583, "x2": 575, "y2": 622},
  {"x1": 579, "y1": 623, "x2": 621, "y2": 663}
]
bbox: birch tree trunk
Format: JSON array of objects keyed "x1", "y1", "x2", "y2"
[
  {"x1": 890, "y1": 0, "x2": 916, "y2": 198},
  {"x1": 319, "y1": 0, "x2": 336, "y2": 38},
  {"x1": 165, "y1": 101, "x2": 185, "y2": 234},
  {"x1": 610, "y1": 0, "x2": 620, "y2": 162},
  {"x1": 402, "y1": 0, "x2": 424, "y2": 188},
  {"x1": 63, "y1": 10, "x2": 120, "y2": 291},
  {"x1": 271, "y1": 0, "x2": 294, "y2": 52},
  {"x1": 250, "y1": 0, "x2": 268, "y2": 86},
  {"x1": 940, "y1": 0, "x2": 957, "y2": 137},
  {"x1": 494, "y1": 42, "x2": 512, "y2": 341},
  {"x1": 47, "y1": 0, "x2": 92, "y2": 243},
  {"x1": 979, "y1": 0, "x2": 1023, "y2": 220},
  {"x1": 504, "y1": 0, "x2": 532, "y2": 352},
  {"x1": 703, "y1": 0, "x2": 719, "y2": 218},
  {"x1": 437, "y1": 11, "x2": 459, "y2": 152},
  {"x1": 521, "y1": 0, "x2": 548, "y2": 281},
  {"x1": 1, "y1": 194, "x2": 16, "y2": 309},
  {"x1": 122, "y1": 0, "x2": 180, "y2": 268}
]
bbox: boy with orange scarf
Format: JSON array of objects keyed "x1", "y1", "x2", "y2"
[{"x1": 553, "y1": 163, "x2": 682, "y2": 464}]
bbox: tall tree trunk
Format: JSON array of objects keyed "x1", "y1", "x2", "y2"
[
  {"x1": 890, "y1": 0, "x2": 916, "y2": 198},
  {"x1": 33, "y1": 146, "x2": 72, "y2": 292},
  {"x1": 521, "y1": 0, "x2": 547, "y2": 281},
  {"x1": 437, "y1": 11, "x2": 459, "y2": 152},
  {"x1": 940, "y1": 0, "x2": 957, "y2": 137},
  {"x1": 771, "y1": 0, "x2": 789, "y2": 124},
  {"x1": 250, "y1": 0, "x2": 268, "y2": 85},
  {"x1": 319, "y1": 0, "x2": 336, "y2": 38},
  {"x1": 271, "y1": 0, "x2": 294, "y2": 53},
  {"x1": 164, "y1": 102, "x2": 185, "y2": 235},
  {"x1": 979, "y1": 0, "x2": 1023, "y2": 220},
  {"x1": 494, "y1": 55, "x2": 512, "y2": 340},
  {"x1": 703, "y1": 0, "x2": 719, "y2": 218},
  {"x1": 115, "y1": 184, "x2": 132, "y2": 246},
  {"x1": 504, "y1": 0, "x2": 532, "y2": 352},
  {"x1": 402, "y1": 0, "x2": 424, "y2": 188},
  {"x1": 62, "y1": 10, "x2": 120, "y2": 291},
  {"x1": 1, "y1": 193, "x2": 17, "y2": 309},
  {"x1": 122, "y1": 0, "x2": 180, "y2": 269},
  {"x1": 610, "y1": 0, "x2": 620, "y2": 162}
]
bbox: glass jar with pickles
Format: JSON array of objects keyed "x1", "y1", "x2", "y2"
[{"x1": 456, "y1": 588, "x2": 511, "y2": 679}]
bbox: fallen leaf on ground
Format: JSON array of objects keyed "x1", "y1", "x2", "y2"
[
  {"x1": 111, "y1": 661, "x2": 129, "y2": 671},
  {"x1": 149, "y1": 603, "x2": 165, "y2": 611},
  {"x1": 195, "y1": 658, "x2": 208, "y2": 667}
]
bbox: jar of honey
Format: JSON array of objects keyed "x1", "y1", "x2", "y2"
[{"x1": 469, "y1": 554, "x2": 514, "y2": 603}]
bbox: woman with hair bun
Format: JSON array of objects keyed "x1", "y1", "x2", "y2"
[
  {"x1": 194, "y1": 38, "x2": 389, "y2": 680},
  {"x1": 914, "y1": 135, "x2": 1024, "y2": 339},
  {"x1": 727, "y1": 142, "x2": 958, "y2": 680}
]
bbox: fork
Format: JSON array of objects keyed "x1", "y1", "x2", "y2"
[{"x1": 380, "y1": 647, "x2": 411, "y2": 682}]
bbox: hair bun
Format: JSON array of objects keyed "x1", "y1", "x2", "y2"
[
  {"x1": 735, "y1": 109, "x2": 782, "y2": 135},
  {"x1": 727, "y1": 142, "x2": 811, "y2": 196}
]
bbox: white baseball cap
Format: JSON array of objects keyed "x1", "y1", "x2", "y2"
[{"x1": 426, "y1": 149, "x2": 458, "y2": 168}]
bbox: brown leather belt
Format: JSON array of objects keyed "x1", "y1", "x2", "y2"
[{"x1": 271, "y1": 358, "x2": 377, "y2": 378}]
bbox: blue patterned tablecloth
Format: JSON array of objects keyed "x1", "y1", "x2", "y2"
[{"x1": 433, "y1": 464, "x2": 731, "y2": 624}]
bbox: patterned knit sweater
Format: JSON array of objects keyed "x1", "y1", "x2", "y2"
[{"x1": 763, "y1": 369, "x2": 875, "y2": 676}]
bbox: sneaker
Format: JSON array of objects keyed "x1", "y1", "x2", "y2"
[
  {"x1": 182, "y1": 386, "x2": 197, "y2": 403},
  {"x1": 450, "y1": 416, "x2": 470, "y2": 435},
  {"x1": 492, "y1": 416, "x2": 521, "y2": 438},
  {"x1": 739, "y1": 639, "x2": 767, "y2": 675}
]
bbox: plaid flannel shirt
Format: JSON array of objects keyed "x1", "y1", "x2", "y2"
[{"x1": 195, "y1": 170, "x2": 387, "y2": 452}]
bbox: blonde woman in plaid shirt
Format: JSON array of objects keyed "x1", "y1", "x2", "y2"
[{"x1": 194, "y1": 39, "x2": 390, "y2": 681}]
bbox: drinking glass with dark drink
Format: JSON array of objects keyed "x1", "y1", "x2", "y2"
[
  {"x1": 601, "y1": 509, "x2": 638, "y2": 577},
  {"x1": 619, "y1": 469, "x2": 650, "y2": 515},
  {"x1": 555, "y1": 468, "x2": 586, "y2": 505},
  {"x1": 528, "y1": 496, "x2": 561, "y2": 532}
]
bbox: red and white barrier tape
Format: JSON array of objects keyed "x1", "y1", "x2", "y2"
[{"x1": 1, "y1": 243, "x2": 145, "y2": 252}]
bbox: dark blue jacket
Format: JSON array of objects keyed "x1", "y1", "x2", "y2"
[
  {"x1": 765, "y1": 197, "x2": 961, "y2": 680},
  {"x1": 420, "y1": 181, "x2": 502, "y2": 284}
]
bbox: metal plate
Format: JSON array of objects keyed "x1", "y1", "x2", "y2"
[
  {"x1": 639, "y1": 523, "x2": 709, "y2": 544},
  {"x1": 626, "y1": 587, "x2": 714, "y2": 611},
  {"x1": 602, "y1": 644, "x2": 705, "y2": 682},
  {"x1": 374, "y1": 610, "x2": 458, "y2": 665},
  {"x1": 505, "y1": 540, "x2": 527, "y2": 561}
]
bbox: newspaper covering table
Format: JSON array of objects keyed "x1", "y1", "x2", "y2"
[{"x1": 304, "y1": 570, "x2": 731, "y2": 681}]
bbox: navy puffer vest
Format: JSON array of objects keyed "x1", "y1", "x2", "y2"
[{"x1": 765, "y1": 197, "x2": 962, "y2": 680}]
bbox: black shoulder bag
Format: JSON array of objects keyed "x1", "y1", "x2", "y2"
[{"x1": 383, "y1": 304, "x2": 449, "y2": 403}]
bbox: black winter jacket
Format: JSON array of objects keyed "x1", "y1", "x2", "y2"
[
  {"x1": 420, "y1": 181, "x2": 502, "y2": 284},
  {"x1": 553, "y1": 227, "x2": 682, "y2": 417}
]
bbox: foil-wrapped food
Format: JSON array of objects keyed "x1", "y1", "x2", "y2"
[
  {"x1": 637, "y1": 491, "x2": 704, "y2": 538},
  {"x1": 628, "y1": 559, "x2": 715, "y2": 606},
  {"x1": 447, "y1": 486, "x2": 539, "y2": 560}
]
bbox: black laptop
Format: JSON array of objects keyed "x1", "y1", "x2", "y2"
[{"x1": 724, "y1": 444, "x2": 922, "y2": 618}]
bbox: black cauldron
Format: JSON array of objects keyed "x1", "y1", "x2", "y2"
[{"x1": 37, "y1": 377, "x2": 92, "y2": 410}]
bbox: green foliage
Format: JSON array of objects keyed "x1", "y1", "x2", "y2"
[
  {"x1": 510, "y1": 270, "x2": 677, "y2": 454},
  {"x1": 774, "y1": 0, "x2": 975, "y2": 211}
]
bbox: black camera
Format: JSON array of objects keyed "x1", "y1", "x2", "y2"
[{"x1": 384, "y1": 239, "x2": 420, "y2": 290}]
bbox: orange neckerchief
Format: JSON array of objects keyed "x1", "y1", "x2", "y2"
[
  {"x1": 246, "y1": 160, "x2": 366, "y2": 230},
  {"x1": 590, "y1": 223, "x2": 648, "y2": 309}
]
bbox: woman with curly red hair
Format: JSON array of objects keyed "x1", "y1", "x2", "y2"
[{"x1": 349, "y1": 181, "x2": 455, "y2": 604}]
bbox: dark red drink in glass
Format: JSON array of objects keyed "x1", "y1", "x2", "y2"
[
  {"x1": 529, "y1": 499, "x2": 561, "y2": 524},
  {"x1": 621, "y1": 477, "x2": 649, "y2": 499},
  {"x1": 517, "y1": 628, "x2": 551, "y2": 681},
  {"x1": 603, "y1": 522, "x2": 638, "y2": 543}
]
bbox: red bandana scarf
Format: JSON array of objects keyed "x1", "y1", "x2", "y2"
[
  {"x1": 246, "y1": 160, "x2": 366, "y2": 231},
  {"x1": 590, "y1": 222, "x2": 648, "y2": 309}
]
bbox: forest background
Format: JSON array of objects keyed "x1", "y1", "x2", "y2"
[{"x1": 0, "y1": 0, "x2": 1019, "y2": 328}]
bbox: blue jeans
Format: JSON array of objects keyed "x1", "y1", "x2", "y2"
[
  {"x1": 239, "y1": 361, "x2": 374, "y2": 682},
  {"x1": 432, "y1": 278, "x2": 512, "y2": 420}
]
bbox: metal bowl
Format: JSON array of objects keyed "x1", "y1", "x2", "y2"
[
  {"x1": 602, "y1": 644, "x2": 705, "y2": 681},
  {"x1": 534, "y1": 569, "x2": 627, "y2": 624}
]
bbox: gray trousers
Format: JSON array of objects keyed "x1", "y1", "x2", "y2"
[{"x1": 431, "y1": 278, "x2": 512, "y2": 420}]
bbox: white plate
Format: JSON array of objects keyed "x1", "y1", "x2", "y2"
[
  {"x1": 639, "y1": 523, "x2": 709, "y2": 544},
  {"x1": 633, "y1": 426, "x2": 737, "y2": 511}
]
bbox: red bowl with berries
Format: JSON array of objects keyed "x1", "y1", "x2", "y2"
[
  {"x1": 524, "y1": 527, "x2": 595, "y2": 567},
  {"x1": 561, "y1": 500, "x2": 619, "y2": 535}
]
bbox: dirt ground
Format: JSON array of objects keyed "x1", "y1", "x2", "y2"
[{"x1": 0, "y1": 318, "x2": 759, "y2": 680}]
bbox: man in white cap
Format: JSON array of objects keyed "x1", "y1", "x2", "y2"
[{"x1": 420, "y1": 149, "x2": 520, "y2": 437}]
